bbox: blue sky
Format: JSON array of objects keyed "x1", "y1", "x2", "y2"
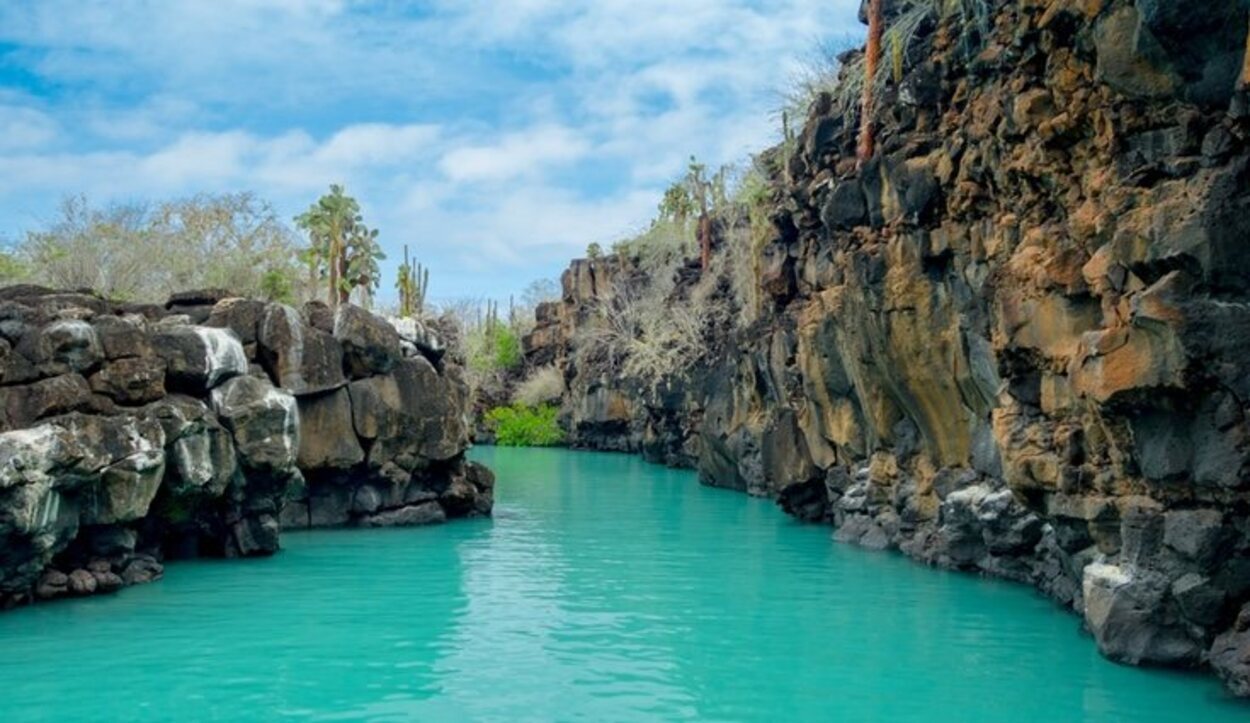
[{"x1": 0, "y1": 0, "x2": 863, "y2": 303}]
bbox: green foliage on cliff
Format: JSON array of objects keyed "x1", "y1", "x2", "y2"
[
  {"x1": 295, "y1": 184, "x2": 384, "y2": 309},
  {"x1": 490, "y1": 325, "x2": 523, "y2": 370},
  {"x1": 467, "y1": 315, "x2": 522, "y2": 373},
  {"x1": 485, "y1": 403, "x2": 565, "y2": 447}
]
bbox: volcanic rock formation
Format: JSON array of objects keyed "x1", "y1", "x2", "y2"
[
  {"x1": 0, "y1": 286, "x2": 492, "y2": 608},
  {"x1": 523, "y1": 0, "x2": 1250, "y2": 696}
]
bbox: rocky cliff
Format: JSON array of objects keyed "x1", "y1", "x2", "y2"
[
  {"x1": 525, "y1": 0, "x2": 1250, "y2": 696},
  {"x1": 0, "y1": 285, "x2": 492, "y2": 608}
]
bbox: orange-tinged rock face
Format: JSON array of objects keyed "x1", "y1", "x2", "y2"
[
  {"x1": 998, "y1": 292, "x2": 1102, "y2": 362},
  {"x1": 1070, "y1": 324, "x2": 1186, "y2": 404}
]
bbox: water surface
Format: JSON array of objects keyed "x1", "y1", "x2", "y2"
[{"x1": 0, "y1": 447, "x2": 1244, "y2": 721}]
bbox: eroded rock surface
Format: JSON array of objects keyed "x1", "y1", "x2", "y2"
[
  {"x1": 0, "y1": 286, "x2": 490, "y2": 608},
  {"x1": 525, "y1": 0, "x2": 1250, "y2": 696}
]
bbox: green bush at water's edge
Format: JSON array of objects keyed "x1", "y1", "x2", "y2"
[{"x1": 485, "y1": 403, "x2": 565, "y2": 447}]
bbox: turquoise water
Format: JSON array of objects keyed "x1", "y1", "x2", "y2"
[{"x1": 0, "y1": 448, "x2": 1245, "y2": 721}]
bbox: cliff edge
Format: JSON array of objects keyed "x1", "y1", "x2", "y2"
[{"x1": 525, "y1": 0, "x2": 1250, "y2": 695}]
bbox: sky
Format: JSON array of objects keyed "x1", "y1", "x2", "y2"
[{"x1": 0, "y1": 0, "x2": 864, "y2": 303}]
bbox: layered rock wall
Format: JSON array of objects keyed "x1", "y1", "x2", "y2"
[
  {"x1": 0, "y1": 286, "x2": 491, "y2": 607},
  {"x1": 526, "y1": 0, "x2": 1250, "y2": 695}
]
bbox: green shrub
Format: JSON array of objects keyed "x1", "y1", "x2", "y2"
[
  {"x1": 492, "y1": 325, "x2": 522, "y2": 370},
  {"x1": 485, "y1": 403, "x2": 565, "y2": 447},
  {"x1": 467, "y1": 322, "x2": 524, "y2": 374}
]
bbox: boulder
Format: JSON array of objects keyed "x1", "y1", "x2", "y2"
[
  {"x1": 78, "y1": 439, "x2": 166, "y2": 525},
  {"x1": 257, "y1": 304, "x2": 345, "y2": 396},
  {"x1": 308, "y1": 485, "x2": 353, "y2": 528},
  {"x1": 301, "y1": 301, "x2": 335, "y2": 334},
  {"x1": 295, "y1": 387, "x2": 364, "y2": 471},
  {"x1": 34, "y1": 569, "x2": 67, "y2": 600},
  {"x1": 67, "y1": 568, "x2": 97, "y2": 596},
  {"x1": 228, "y1": 514, "x2": 280, "y2": 557},
  {"x1": 0, "y1": 413, "x2": 165, "y2": 592},
  {"x1": 348, "y1": 356, "x2": 467, "y2": 463},
  {"x1": 166, "y1": 289, "x2": 233, "y2": 309},
  {"x1": 205, "y1": 298, "x2": 268, "y2": 346},
  {"x1": 1081, "y1": 562, "x2": 1201, "y2": 666},
  {"x1": 1211, "y1": 606, "x2": 1250, "y2": 697},
  {"x1": 120, "y1": 554, "x2": 163, "y2": 585},
  {"x1": 210, "y1": 375, "x2": 299, "y2": 474},
  {"x1": 333, "y1": 304, "x2": 401, "y2": 379},
  {"x1": 146, "y1": 396, "x2": 236, "y2": 498},
  {"x1": 154, "y1": 326, "x2": 248, "y2": 393},
  {"x1": 38, "y1": 320, "x2": 102, "y2": 374},
  {"x1": 0, "y1": 284, "x2": 482, "y2": 607},
  {"x1": 0, "y1": 374, "x2": 93, "y2": 430},
  {"x1": 89, "y1": 356, "x2": 166, "y2": 405},
  {"x1": 386, "y1": 316, "x2": 446, "y2": 366},
  {"x1": 360, "y1": 502, "x2": 446, "y2": 527},
  {"x1": 92, "y1": 315, "x2": 152, "y2": 360}
]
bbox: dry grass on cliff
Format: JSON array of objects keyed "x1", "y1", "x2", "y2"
[
  {"x1": 513, "y1": 365, "x2": 566, "y2": 407},
  {"x1": 573, "y1": 269, "x2": 712, "y2": 388},
  {"x1": 780, "y1": 0, "x2": 991, "y2": 127}
]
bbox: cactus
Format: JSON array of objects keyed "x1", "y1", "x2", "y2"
[
  {"x1": 858, "y1": 0, "x2": 883, "y2": 167},
  {"x1": 395, "y1": 245, "x2": 431, "y2": 318},
  {"x1": 416, "y1": 262, "x2": 429, "y2": 315},
  {"x1": 890, "y1": 27, "x2": 904, "y2": 85},
  {"x1": 485, "y1": 299, "x2": 499, "y2": 334}
]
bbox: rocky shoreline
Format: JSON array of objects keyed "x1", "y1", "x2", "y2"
[
  {"x1": 0, "y1": 285, "x2": 491, "y2": 608},
  {"x1": 521, "y1": 0, "x2": 1250, "y2": 697}
]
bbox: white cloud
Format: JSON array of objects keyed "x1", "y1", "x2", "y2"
[
  {"x1": 0, "y1": 105, "x2": 58, "y2": 151},
  {"x1": 0, "y1": 0, "x2": 867, "y2": 298},
  {"x1": 439, "y1": 126, "x2": 591, "y2": 184}
]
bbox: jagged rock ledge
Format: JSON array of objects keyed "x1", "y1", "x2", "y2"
[
  {"x1": 522, "y1": 0, "x2": 1250, "y2": 698},
  {"x1": 0, "y1": 285, "x2": 492, "y2": 608}
]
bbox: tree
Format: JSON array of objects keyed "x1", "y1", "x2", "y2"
[
  {"x1": 295, "y1": 184, "x2": 384, "y2": 309},
  {"x1": 19, "y1": 193, "x2": 302, "y2": 302},
  {"x1": 521, "y1": 278, "x2": 559, "y2": 308},
  {"x1": 858, "y1": 0, "x2": 884, "y2": 166},
  {"x1": 655, "y1": 157, "x2": 729, "y2": 272}
]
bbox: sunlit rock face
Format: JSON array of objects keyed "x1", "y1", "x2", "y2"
[
  {"x1": 0, "y1": 286, "x2": 491, "y2": 609},
  {"x1": 525, "y1": 0, "x2": 1250, "y2": 696}
]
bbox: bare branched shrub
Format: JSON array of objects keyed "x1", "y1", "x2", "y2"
[
  {"x1": 779, "y1": 38, "x2": 851, "y2": 127},
  {"x1": 20, "y1": 193, "x2": 304, "y2": 302},
  {"x1": 513, "y1": 365, "x2": 566, "y2": 407},
  {"x1": 573, "y1": 266, "x2": 713, "y2": 389}
]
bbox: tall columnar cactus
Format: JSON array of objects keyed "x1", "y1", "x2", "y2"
[
  {"x1": 858, "y1": 0, "x2": 884, "y2": 166},
  {"x1": 415, "y1": 262, "x2": 429, "y2": 316},
  {"x1": 396, "y1": 254, "x2": 413, "y2": 318},
  {"x1": 395, "y1": 245, "x2": 430, "y2": 319},
  {"x1": 485, "y1": 299, "x2": 499, "y2": 334}
]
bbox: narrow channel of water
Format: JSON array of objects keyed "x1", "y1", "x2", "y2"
[{"x1": 0, "y1": 447, "x2": 1244, "y2": 721}]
